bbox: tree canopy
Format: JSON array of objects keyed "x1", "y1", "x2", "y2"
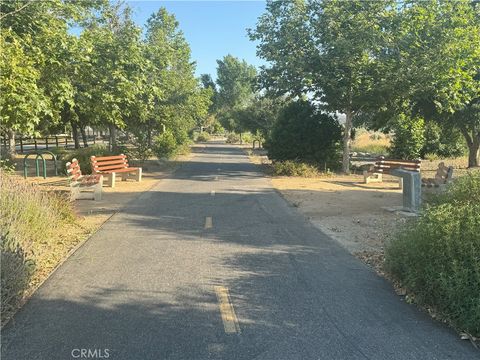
[
  {"x1": 0, "y1": 1, "x2": 210, "y2": 156},
  {"x1": 250, "y1": 0, "x2": 480, "y2": 169}
]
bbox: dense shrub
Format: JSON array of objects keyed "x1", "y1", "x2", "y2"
[
  {"x1": 265, "y1": 100, "x2": 342, "y2": 167},
  {"x1": 172, "y1": 128, "x2": 190, "y2": 147},
  {"x1": 421, "y1": 122, "x2": 466, "y2": 158},
  {"x1": 196, "y1": 132, "x2": 210, "y2": 142},
  {"x1": 154, "y1": 130, "x2": 177, "y2": 159},
  {"x1": 0, "y1": 172, "x2": 75, "y2": 319},
  {"x1": 389, "y1": 114, "x2": 425, "y2": 159},
  {"x1": 53, "y1": 144, "x2": 113, "y2": 174},
  {"x1": 241, "y1": 132, "x2": 253, "y2": 144},
  {"x1": 271, "y1": 160, "x2": 319, "y2": 177},
  {"x1": 226, "y1": 133, "x2": 241, "y2": 144},
  {"x1": 385, "y1": 171, "x2": 480, "y2": 336},
  {"x1": 212, "y1": 121, "x2": 225, "y2": 134}
]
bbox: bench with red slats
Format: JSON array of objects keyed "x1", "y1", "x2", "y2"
[
  {"x1": 66, "y1": 158, "x2": 103, "y2": 201},
  {"x1": 90, "y1": 154, "x2": 142, "y2": 187}
]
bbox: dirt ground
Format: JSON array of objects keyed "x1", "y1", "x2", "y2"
[
  {"x1": 272, "y1": 175, "x2": 406, "y2": 254},
  {"x1": 244, "y1": 147, "x2": 471, "y2": 271}
]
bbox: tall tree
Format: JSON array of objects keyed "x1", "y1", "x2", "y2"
[
  {"x1": 79, "y1": 3, "x2": 145, "y2": 149},
  {"x1": 250, "y1": 0, "x2": 393, "y2": 173},
  {"x1": 215, "y1": 55, "x2": 257, "y2": 132},
  {"x1": 144, "y1": 8, "x2": 210, "y2": 146},
  {"x1": 362, "y1": 0, "x2": 480, "y2": 166},
  {"x1": 0, "y1": 0, "x2": 101, "y2": 155}
]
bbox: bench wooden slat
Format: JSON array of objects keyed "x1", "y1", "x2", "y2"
[
  {"x1": 91, "y1": 159, "x2": 128, "y2": 167},
  {"x1": 91, "y1": 155, "x2": 126, "y2": 161},
  {"x1": 95, "y1": 167, "x2": 139, "y2": 174},
  {"x1": 92, "y1": 164, "x2": 129, "y2": 172}
]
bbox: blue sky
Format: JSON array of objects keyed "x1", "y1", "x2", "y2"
[{"x1": 127, "y1": 1, "x2": 267, "y2": 79}]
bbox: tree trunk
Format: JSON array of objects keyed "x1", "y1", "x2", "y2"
[
  {"x1": 460, "y1": 126, "x2": 480, "y2": 168},
  {"x1": 147, "y1": 122, "x2": 152, "y2": 147},
  {"x1": 467, "y1": 135, "x2": 479, "y2": 168},
  {"x1": 6, "y1": 129, "x2": 16, "y2": 159},
  {"x1": 80, "y1": 127, "x2": 88, "y2": 148},
  {"x1": 342, "y1": 109, "x2": 353, "y2": 174},
  {"x1": 109, "y1": 124, "x2": 117, "y2": 151},
  {"x1": 71, "y1": 121, "x2": 80, "y2": 149}
]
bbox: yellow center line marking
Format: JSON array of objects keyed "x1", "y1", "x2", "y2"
[
  {"x1": 214, "y1": 286, "x2": 240, "y2": 334},
  {"x1": 205, "y1": 216, "x2": 213, "y2": 229}
]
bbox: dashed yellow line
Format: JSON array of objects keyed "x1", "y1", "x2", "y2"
[
  {"x1": 205, "y1": 216, "x2": 213, "y2": 229},
  {"x1": 214, "y1": 286, "x2": 240, "y2": 334}
]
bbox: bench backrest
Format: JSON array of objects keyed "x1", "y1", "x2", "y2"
[
  {"x1": 374, "y1": 156, "x2": 421, "y2": 174},
  {"x1": 435, "y1": 162, "x2": 454, "y2": 184},
  {"x1": 90, "y1": 154, "x2": 129, "y2": 174},
  {"x1": 66, "y1": 159, "x2": 82, "y2": 182}
]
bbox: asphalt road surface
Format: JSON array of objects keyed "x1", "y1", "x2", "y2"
[{"x1": 2, "y1": 143, "x2": 478, "y2": 360}]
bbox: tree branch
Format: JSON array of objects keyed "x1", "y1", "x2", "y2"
[
  {"x1": 459, "y1": 125, "x2": 473, "y2": 146},
  {"x1": 0, "y1": 1, "x2": 35, "y2": 21}
]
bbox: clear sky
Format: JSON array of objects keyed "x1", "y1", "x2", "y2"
[{"x1": 127, "y1": 1, "x2": 267, "y2": 79}]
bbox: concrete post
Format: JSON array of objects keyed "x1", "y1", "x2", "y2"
[{"x1": 390, "y1": 168, "x2": 421, "y2": 212}]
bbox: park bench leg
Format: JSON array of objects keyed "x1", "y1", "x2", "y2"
[
  {"x1": 363, "y1": 171, "x2": 382, "y2": 184},
  {"x1": 135, "y1": 168, "x2": 142, "y2": 182},
  {"x1": 107, "y1": 173, "x2": 116, "y2": 187}
]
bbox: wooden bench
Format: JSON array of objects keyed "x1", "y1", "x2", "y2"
[
  {"x1": 364, "y1": 156, "x2": 421, "y2": 186},
  {"x1": 66, "y1": 159, "x2": 103, "y2": 201},
  {"x1": 90, "y1": 154, "x2": 142, "y2": 187},
  {"x1": 422, "y1": 162, "x2": 453, "y2": 188}
]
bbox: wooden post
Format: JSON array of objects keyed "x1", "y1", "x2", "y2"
[
  {"x1": 20, "y1": 137, "x2": 23, "y2": 153},
  {"x1": 55, "y1": 135, "x2": 59, "y2": 148},
  {"x1": 45, "y1": 136, "x2": 49, "y2": 150},
  {"x1": 34, "y1": 138, "x2": 38, "y2": 151}
]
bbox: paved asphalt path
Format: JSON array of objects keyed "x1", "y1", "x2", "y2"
[{"x1": 2, "y1": 143, "x2": 478, "y2": 360}]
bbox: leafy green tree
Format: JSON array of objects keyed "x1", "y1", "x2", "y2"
[
  {"x1": 0, "y1": 0, "x2": 102, "y2": 155},
  {"x1": 79, "y1": 3, "x2": 146, "y2": 149},
  {"x1": 215, "y1": 55, "x2": 257, "y2": 132},
  {"x1": 230, "y1": 96, "x2": 285, "y2": 137},
  {"x1": 362, "y1": 0, "x2": 480, "y2": 166},
  {"x1": 144, "y1": 8, "x2": 210, "y2": 147},
  {"x1": 0, "y1": 29, "x2": 47, "y2": 156},
  {"x1": 250, "y1": 0, "x2": 393, "y2": 173}
]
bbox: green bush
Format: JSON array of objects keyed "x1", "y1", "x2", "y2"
[
  {"x1": 196, "y1": 132, "x2": 210, "y2": 142},
  {"x1": 241, "y1": 132, "x2": 253, "y2": 144},
  {"x1": 389, "y1": 114, "x2": 425, "y2": 159},
  {"x1": 265, "y1": 100, "x2": 342, "y2": 167},
  {"x1": 154, "y1": 130, "x2": 177, "y2": 159},
  {"x1": 212, "y1": 121, "x2": 225, "y2": 134},
  {"x1": 385, "y1": 171, "x2": 480, "y2": 336},
  {"x1": 421, "y1": 122, "x2": 466, "y2": 158},
  {"x1": 271, "y1": 160, "x2": 319, "y2": 177},
  {"x1": 1, "y1": 172, "x2": 75, "y2": 319},
  {"x1": 52, "y1": 144, "x2": 113, "y2": 174},
  {"x1": 226, "y1": 133, "x2": 241, "y2": 144}
]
